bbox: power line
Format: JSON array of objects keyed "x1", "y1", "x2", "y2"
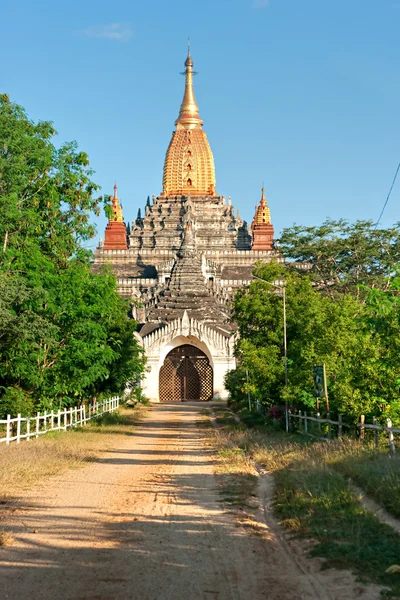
[{"x1": 375, "y1": 161, "x2": 400, "y2": 227}]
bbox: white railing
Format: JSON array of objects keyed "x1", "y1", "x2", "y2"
[{"x1": 0, "y1": 396, "x2": 120, "y2": 446}]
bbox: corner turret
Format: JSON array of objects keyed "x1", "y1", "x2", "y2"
[
  {"x1": 103, "y1": 184, "x2": 129, "y2": 250},
  {"x1": 251, "y1": 186, "x2": 274, "y2": 251}
]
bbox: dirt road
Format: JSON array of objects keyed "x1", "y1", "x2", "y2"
[{"x1": 0, "y1": 403, "x2": 380, "y2": 599}]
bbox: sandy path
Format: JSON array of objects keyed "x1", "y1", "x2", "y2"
[{"x1": 0, "y1": 403, "x2": 380, "y2": 600}]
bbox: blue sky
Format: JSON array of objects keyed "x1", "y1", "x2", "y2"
[{"x1": 2, "y1": 0, "x2": 399, "y2": 247}]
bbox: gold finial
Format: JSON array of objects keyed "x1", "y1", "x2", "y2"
[
  {"x1": 109, "y1": 183, "x2": 124, "y2": 223},
  {"x1": 175, "y1": 44, "x2": 202, "y2": 130},
  {"x1": 252, "y1": 186, "x2": 271, "y2": 225},
  {"x1": 260, "y1": 185, "x2": 266, "y2": 206}
]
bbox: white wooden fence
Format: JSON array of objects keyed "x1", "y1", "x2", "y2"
[
  {"x1": 0, "y1": 397, "x2": 120, "y2": 446},
  {"x1": 289, "y1": 410, "x2": 400, "y2": 456}
]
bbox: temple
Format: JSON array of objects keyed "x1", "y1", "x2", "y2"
[{"x1": 94, "y1": 49, "x2": 280, "y2": 401}]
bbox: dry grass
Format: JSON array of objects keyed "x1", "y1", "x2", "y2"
[
  {"x1": 0, "y1": 531, "x2": 14, "y2": 546},
  {"x1": 206, "y1": 407, "x2": 400, "y2": 597},
  {"x1": 0, "y1": 407, "x2": 145, "y2": 500}
]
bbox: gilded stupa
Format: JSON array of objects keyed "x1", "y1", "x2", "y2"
[
  {"x1": 162, "y1": 48, "x2": 216, "y2": 197},
  {"x1": 94, "y1": 48, "x2": 279, "y2": 402}
]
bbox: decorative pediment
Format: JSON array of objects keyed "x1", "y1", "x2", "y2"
[{"x1": 141, "y1": 313, "x2": 234, "y2": 357}]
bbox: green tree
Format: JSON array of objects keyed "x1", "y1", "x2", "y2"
[
  {"x1": 279, "y1": 219, "x2": 400, "y2": 298},
  {"x1": 227, "y1": 261, "x2": 391, "y2": 423},
  {"x1": 0, "y1": 95, "x2": 145, "y2": 416}
]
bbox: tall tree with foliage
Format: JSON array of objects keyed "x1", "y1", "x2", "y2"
[
  {"x1": 0, "y1": 95, "x2": 145, "y2": 416},
  {"x1": 279, "y1": 219, "x2": 400, "y2": 298},
  {"x1": 227, "y1": 260, "x2": 399, "y2": 423}
]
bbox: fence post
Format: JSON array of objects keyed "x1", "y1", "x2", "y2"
[
  {"x1": 44, "y1": 411, "x2": 47, "y2": 433},
  {"x1": 387, "y1": 419, "x2": 396, "y2": 457},
  {"x1": 57, "y1": 410, "x2": 61, "y2": 431},
  {"x1": 16, "y1": 414, "x2": 21, "y2": 444},
  {"x1": 327, "y1": 412, "x2": 331, "y2": 440},
  {"x1": 338, "y1": 415, "x2": 343, "y2": 439},
  {"x1": 26, "y1": 417, "x2": 31, "y2": 442},
  {"x1": 36, "y1": 412, "x2": 40, "y2": 439},
  {"x1": 6, "y1": 415, "x2": 11, "y2": 445},
  {"x1": 298, "y1": 410, "x2": 302, "y2": 433},
  {"x1": 360, "y1": 415, "x2": 365, "y2": 441},
  {"x1": 373, "y1": 417, "x2": 379, "y2": 449},
  {"x1": 304, "y1": 411, "x2": 308, "y2": 435},
  {"x1": 317, "y1": 412, "x2": 321, "y2": 436},
  {"x1": 83, "y1": 405, "x2": 87, "y2": 425}
]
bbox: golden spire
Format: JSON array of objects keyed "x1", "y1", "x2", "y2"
[
  {"x1": 175, "y1": 42, "x2": 203, "y2": 130},
  {"x1": 162, "y1": 47, "x2": 216, "y2": 196},
  {"x1": 110, "y1": 183, "x2": 124, "y2": 223},
  {"x1": 252, "y1": 186, "x2": 271, "y2": 226},
  {"x1": 260, "y1": 186, "x2": 267, "y2": 206}
]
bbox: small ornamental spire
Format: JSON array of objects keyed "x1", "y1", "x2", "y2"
[
  {"x1": 103, "y1": 183, "x2": 128, "y2": 250},
  {"x1": 110, "y1": 183, "x2": 124, "y2": 223},
  {"x1": 260, "y1": 186, "x2": 267, "y2": 207},
  {"x1": 252, "y1": 186, "x2": 271, "y2": 225},
  {"x1": 251, "y1": 185, "x2": 274, "y2": 251},
  {"x1": 175, "y1": 44, "x2": 203, "y2": 130}
]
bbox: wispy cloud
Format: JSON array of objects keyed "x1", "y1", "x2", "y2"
[
  {"x1": 253, "y1": 0, "x2": 271, "y2": 7},
  {"x1": 80, "y1": 22, "x2": 133, "y2": 42}
]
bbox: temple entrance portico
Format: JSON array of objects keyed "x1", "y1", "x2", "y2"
[{"x1": 140, "y1": 312, "x2": 235, "y2": 402}]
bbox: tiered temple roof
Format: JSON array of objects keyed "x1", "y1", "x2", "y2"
[{"x1": 95, "y1": 49, "x2": 280, "y2": 338}]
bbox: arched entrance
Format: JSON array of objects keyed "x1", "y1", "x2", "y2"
[{"x1": 159, "y1": 344, "x2": 213, "y2": 402}]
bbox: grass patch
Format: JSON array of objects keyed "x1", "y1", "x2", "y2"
[
  {"x1": 275, "y1": 465, "x2": 400, "y2": 592},
  {"x1": 329, "y1": 442, "x2": 400, "y2": 518},
  {"x1": 0, "y1": 406, "x2": 145, "y2": 500},
  {"x1": 206, "y1": 407, "x2": 400, "y2": 597}
]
